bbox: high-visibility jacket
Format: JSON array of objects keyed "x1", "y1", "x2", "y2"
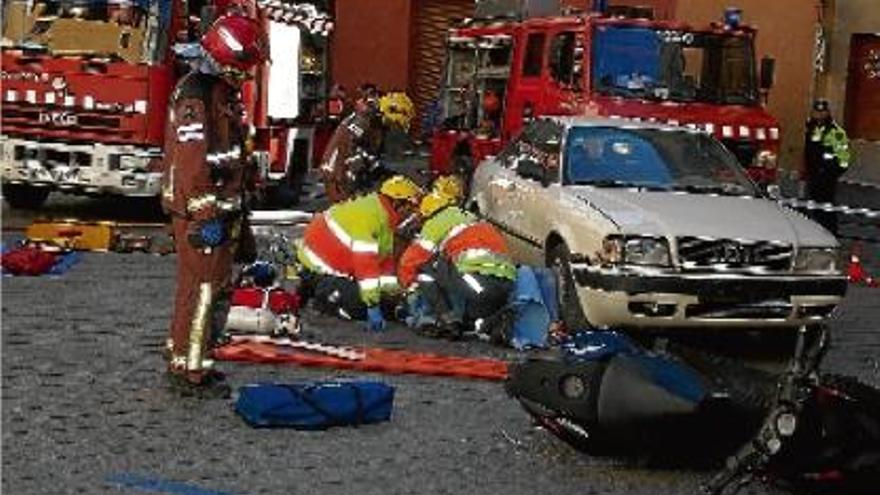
[
  {"x1": 297, "y1": 193, "x2": 400, "y2": 306},
  {"x1": 398, "y1": 206, "x2": 516, "y2": 289},
  {"x1": 810, "y1": 122, "x2": 851, "y2": 169}
]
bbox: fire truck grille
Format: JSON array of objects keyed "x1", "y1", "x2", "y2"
[
  {"x1": 676, "y1": 236, "x2": 793, "y2": 272},
  {"x1": 721, "y1": 139, "x2": 757, "y2": 168},
  {"x1": 13, "y1": 145, "x2": 93, "y2": 167}
]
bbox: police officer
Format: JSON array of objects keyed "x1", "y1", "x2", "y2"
[
  {"x1": 160, "y1": 11, "x2": 268, "y2": 398},
  {"x1": 804, "y1": 99, "x2": 851, "y2": 235},
  {"x1": 319, "y1": 91, "x2": 415, "y2": 203}
]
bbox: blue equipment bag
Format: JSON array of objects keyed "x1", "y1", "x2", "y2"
[{"x1": 235, "y1": 381, "x2": 395, "y2": 429}]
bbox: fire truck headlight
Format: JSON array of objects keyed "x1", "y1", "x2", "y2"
[
  {"x1": 756, "y1": 150, "x2": 777, "y2": 169},
  {"x1": 119, "y1": 154, "x2": 141, "y2": 171},
  {"x1": 794, "y1": 248, "x2": 841, "y2": 274}
]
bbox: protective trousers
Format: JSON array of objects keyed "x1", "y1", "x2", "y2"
[
  {"x1": 167, "y1": 217, "x2": 235, "y2": 376},
  {"x1": 418, "y1": 256, "x2": 513, "y2": 324},
  {"x1": 301, "y1": 272, "x2": 368, "y2": 321}
]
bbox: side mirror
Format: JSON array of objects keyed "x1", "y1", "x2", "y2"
[
  {"x1": 765, "y1": 183, "x2": 782, "y2": 200},
  {"x1": 760, "y1": 56, "x2": 776, "y2": 90}
]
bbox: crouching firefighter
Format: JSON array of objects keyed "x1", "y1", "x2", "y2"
[
  {"x1": 160, "y1": 11, "x2": 268, "y2": 398},
  {"x1": 296, "y1": 175, "x2": 423, "y2": 331},
  {"x1": 398, "y1": 190, "x2": 516, "y2": 339},
  {"x1": 319, "y1": 92, "x2": 416, "y2": 203}
]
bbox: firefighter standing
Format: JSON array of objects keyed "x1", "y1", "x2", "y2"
[
  {"x1": 319, "y1": 91, "x2": 415, "y2": 203},
  {"x1": 804, "y1": 99, "x2": 851, "y2": 235},
  {"x1": 160, "y1": 12, "x2": 268, "y2": 398},
  {"x1": 398, "y1": 189, "x2": 517, "y2": 339},
  {"x1": 296, "y1": 175, "x2": 423, "y2": 331}
]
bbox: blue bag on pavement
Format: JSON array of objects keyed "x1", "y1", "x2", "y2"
[{"x1": 235, "y1": 380, "x2": 395, "y2": 429}]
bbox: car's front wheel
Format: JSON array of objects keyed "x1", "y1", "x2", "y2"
[{"x1": 547, "y1": 241, "x2": 592, "y2": 331}]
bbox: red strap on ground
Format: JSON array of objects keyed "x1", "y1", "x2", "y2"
[{"x1": 213, "y1": 341, "x2": 509, "y2": 381}]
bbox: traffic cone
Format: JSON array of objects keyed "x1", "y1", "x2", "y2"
[{"x1": 847, "y1": 253, "x2": 866, "y2": 284}]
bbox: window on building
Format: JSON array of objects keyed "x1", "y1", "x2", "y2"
[{"x1": 522, "y1": 32, "x2": 546, "y2": 77}]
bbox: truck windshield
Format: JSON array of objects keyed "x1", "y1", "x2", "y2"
[
  {"x1": 592, "y1": 25, "x2": 758, "y2": 106},
  {"x1": 1, "y1": 0, "x2": 171, "y2": 63},
  {"x1": 563, "y1": 126, "x2": 758, "y2": 196}
]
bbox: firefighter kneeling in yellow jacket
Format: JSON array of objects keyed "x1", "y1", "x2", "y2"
[
  {"x1": 296, "y1": 175, "x2": 423, "y2": 331},
  {"x1": 398, "y1": 189, "x2": 517, "y2": 339}
]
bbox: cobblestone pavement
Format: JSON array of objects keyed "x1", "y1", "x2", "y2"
[{"x1": 2, "y1": 194, "x2": 879, "y2": 495}]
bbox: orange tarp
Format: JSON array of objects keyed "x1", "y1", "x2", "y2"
[{"x1": 213, "y1": 341, "x2": 509, "y2": 381}]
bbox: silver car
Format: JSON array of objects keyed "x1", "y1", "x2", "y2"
[{"x1": 469, "y1": 117, "x2": 847, "y2": 330}]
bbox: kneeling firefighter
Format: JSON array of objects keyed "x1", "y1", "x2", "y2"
[
  {"x1": 296, "y1": 175, "x2": 423, "y2": 331},
  {"x1": 319, "y1": 91, "x2": 416, "y2": 203},
  {"x1": 398, "y1": 189, "x2": 516, "y2": 338}
]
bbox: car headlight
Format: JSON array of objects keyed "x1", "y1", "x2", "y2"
[
  {"x1": 793, "y1": 247, "x2": 842, "y2": 273},
  {"x1": 602, "y1": 236, "x2": 671, "y2": 266}
]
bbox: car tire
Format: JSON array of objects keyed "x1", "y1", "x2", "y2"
[
  {"x1": 3, "y1": 184, "x2": 50, "y2": 209},
  {"x1": 547, "y1": 241, "x2": 592, "y2": 330}
]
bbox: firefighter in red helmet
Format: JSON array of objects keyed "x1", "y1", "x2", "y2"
[{"x1": 160, "y1": 11, "x2": 268, "y2": 398}]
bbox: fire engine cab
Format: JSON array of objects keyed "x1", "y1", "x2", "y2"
[
  {"x1": 431, "y1": 2, "x2": 781, "y2": 186},
  {"x1": 1, "y1": 0, "x2": 332, "y2": 209}
]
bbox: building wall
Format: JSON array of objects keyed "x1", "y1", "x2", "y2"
[
  {"x1": 824, "y1": 0, "x2": 880, "y2": 125},
  {"x1": 675, "y1": 0, "x2": 819, "y2": 172},
  {"x1": 331, "y1": 0, "x2": 413, "y2": 94}
]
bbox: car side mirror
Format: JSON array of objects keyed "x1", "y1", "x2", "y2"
[{"x1": 760, "y1": 56, "x2": 775, "y2": 90}]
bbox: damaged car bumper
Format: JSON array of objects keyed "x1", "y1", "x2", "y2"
[{"x1": 571, "y1": 264, "x2": 848, "y2": 328}]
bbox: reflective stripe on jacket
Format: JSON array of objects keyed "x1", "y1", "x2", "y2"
[
  {"x1": 398, "y1": 206, "x2": 515, "y2": 289},
  {"x1": 297, "y1": 193, "x2": 399, "y2": 305}
]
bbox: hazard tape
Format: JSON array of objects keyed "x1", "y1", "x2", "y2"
[{"x1": 778, "y1": 199, "x2": 880, "y2": 220}]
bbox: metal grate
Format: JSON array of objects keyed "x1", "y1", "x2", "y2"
[{"x1": 676, "y1": 236, "x2": 793, "y2": 272}]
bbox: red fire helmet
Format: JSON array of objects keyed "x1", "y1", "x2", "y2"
[{"x1": 201, "y1": 13, "x2": 269, "y2": 72}]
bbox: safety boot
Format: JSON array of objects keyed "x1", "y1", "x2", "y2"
[{"x1": 166, "y1": 370, "x2": 231, "y2": 399}]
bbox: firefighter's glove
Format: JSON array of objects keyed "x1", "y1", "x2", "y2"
[
  {"x1": 199, "y1": 219, "x2": 227, "y2": 248},
  {"x1": 365, "y1": 306, "x2": 386, "y2": 333}
]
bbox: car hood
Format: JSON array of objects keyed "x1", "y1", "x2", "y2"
[{"x1": 566, "y1": 187, "x2": 837, "y2": 246}]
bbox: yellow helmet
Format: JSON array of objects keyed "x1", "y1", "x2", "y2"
[
  {"x1": 378, "y1": 92, "x2": 415, "y2": 132},
  {"x1": 419, "y1": 190, "x2": 456, "y2": 218},
  {"x1": 431, "y1": 175, "x2": 464, "y2": 202},
  {"x1": 379, "y1": 175, "x2": 422, "y2": 204}
]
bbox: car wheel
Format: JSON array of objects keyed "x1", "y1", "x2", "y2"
[
  {"x1": 547, "y1": 242, "x2": 592, "y2": 330},
  {"x1": 3, "y1": 184, "x2": 50, "y2": 209}
]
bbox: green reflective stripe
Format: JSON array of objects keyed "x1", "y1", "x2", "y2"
[{"x1": 455, "y1": 249, "x2": 516, "y2": 280}]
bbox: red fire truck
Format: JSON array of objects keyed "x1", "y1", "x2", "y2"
[
  {"x1": 430, "y1": 4, "x2": 780, "y2": 186},
  {"x1": 0, "y1": 0, "x2": 333, "y2": 210}
]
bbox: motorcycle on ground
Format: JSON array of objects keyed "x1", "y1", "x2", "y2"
[{"x1": 505, "y1": 326, "x2": 880, "y2": 494}]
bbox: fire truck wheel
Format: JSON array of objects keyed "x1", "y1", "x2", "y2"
[
  {"x1": 3, "y1": 185, "x2": 50, "y2": 210},
  {"x1": 547, "y1": 241, "x2": 592, "y2": 331}
]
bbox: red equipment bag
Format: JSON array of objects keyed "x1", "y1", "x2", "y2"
[
  {"x1": 1, "y1": 246, "x2": 59, "y2": 276},
  {"x1": 230, "y1": 287, "x2": 301, "y2": 313}
]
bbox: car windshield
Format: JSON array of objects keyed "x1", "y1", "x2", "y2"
[
  {"x1": 592, "y1": 25, "x2": 758, "y2": 105},
  {"x1": 1, "y1": 0, "x2": 171, "y2": 63},
  {"x1": 563, "y1": 126, "x2": 759, "y2": 196}
]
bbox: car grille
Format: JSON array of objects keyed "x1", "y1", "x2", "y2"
[
  {"x1": 676, "y1": 236, "x2": 793, "y2": 272},
  {"x1": 721, "y1": 139, "x2": 757, "y2": 168}
]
